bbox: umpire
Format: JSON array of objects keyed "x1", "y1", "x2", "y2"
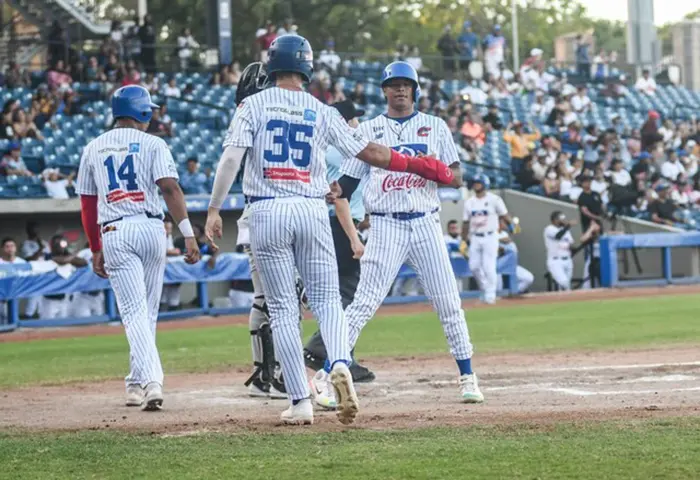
[{"x1": 303, "y1": 99, "x2": 375, "y2": 383}]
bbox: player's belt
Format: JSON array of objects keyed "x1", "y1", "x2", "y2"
[
  {"x1": 371, "y1": 208, "x2": 439, "y2": 221},
  {"x1": 473, "y1": 231, "x2": 494, "y2": 237},
  {"x1": 102, "y1": 212, "x2": 164, "y2": 228},
  {"x1": 247, "y1": 195, "x2": 322, "y2": 204}
]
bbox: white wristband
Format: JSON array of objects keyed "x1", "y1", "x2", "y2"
[{"x1": 178, "y1": 218, "x2": 195, "y2": 238}]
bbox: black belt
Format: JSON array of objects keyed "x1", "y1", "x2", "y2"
[
  {"x1": 371, "y1": 208, "x2": 438, "y2": 221},
  {"x1": 552, "y1": 256, "x2": 570, "y2": 260},
  {"x1": 102, "y1": 212, "x2": 163, "y2": 227},
  {"x1": 473, "y1": 231, "x2": 494, "y2": 237}
]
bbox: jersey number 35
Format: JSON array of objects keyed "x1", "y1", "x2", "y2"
[{"x1": 263, "y1": 120, "x2": 314, "y2": 168}]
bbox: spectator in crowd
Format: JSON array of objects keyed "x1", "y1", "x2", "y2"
[
  {"x1": 228, "y1": 62, "x2": 242, "y2": 85},
  {"x1": 177, "y1": 28, "x2": 200, "y2": 71},
  {"x1": 0, "y1": 237, "x2": 25, "y2": 265},
  {"x1": 517, "y1": 155, "x2": 540, "y2": 191},
  {"x1": 437, "y1": 25, "x2": 459, "y2": 76},
  {"x1": 649, "y1": 183, "x2": 679, "y2": 226},
  {"x1": 180, "y1": 157, "x2": 208, "y2": 194},
  {"x1": 530, "y1": 91, "x2": 547, "y2": 121},
  {"x1": 405, "y1": 46, "x2": 423, "y2": 73},
  {"x1": 125, "y1": 16, "x2": 142, "y2": 62},
  {"x1": 5, "y1": 61, "x2": 30, "y2": 88},
  {"x1": 84, "y1": 56, "x2": 105, "y2": 82},
  {"x1": 309, "y1": 77, "x2": 332, "y2": 104},
  {"x1": 121, "y1": 66, "x2": 141, "y2": 86},
  {"x1": 348, "y1": 82, "x2": 367, "y2": 106},
  {"x1": 330, "y1": 81, "x2": 346, "y2": 103},
  {"x1": 482, "y1": 103, "x2": 504, "y2": 130},
  {"x1": 258, "y1": 22, "x2": 277, "y2": 62},
  {"x1": 141, "y1": 71, "x2": 159, "y2": 93},
  {"x1": 146, "y1": 106, "x2": 172, "y2": 138},
  {"x1": 47, "y1": 20, "x2": 68, "y2": 65},
  {"x1": 682, "y1": 141, "x2": 698, "y2": 177},
  {"x1": 11, "y1": 109, "x2": 44, "y2": 141},
  {"x1": 163, "y1": 78, "x2": 181, "y2": 98},
  {"x1": 443, "y1": 219, "x2": 461, "y2": 253},
  {"x1": 47, "y1": 60, "x2": 72, "y2": 90},
  {"x1": 277, "y1": 18, "x2": 297, "y2": 36},
  {"x1": 575, "y1": 34, "x2": 591, "y2": 80},
  {"x1": 42, "y1": 168, "x2": 74, "y2": 199},
  {"x1": 592, "y1": 49, "x2": 608, "y2": 80},
  {"x1": 1, "y1": 142, "x2": 34, "y2": 177},
  {"x1": 571, "y1": 86, "x2": 592, "y2": 113},
  {"x1": 319, "y1": 38, "x2": 341, "y2": 74},
  {"x1": 457, "y1": 21, "x2": 479, "y2": 75},
  {"x1": 542, "y1": 166, "x2": 561, "y2": 199},
  {"x1": 577, "y1": 174, "x2": 605, "y2": 232},
  {"x1": 609, "y1": 158, "x2": 632, "y2": 187},
  {"x1": 661, "y1": 149, "x2": 685, "y2": 181},
  {"x1": 446, "y1": 116, "x2": 460, "y2": 142},
  {"x1": 531, "y1": 149, "x2": 549, "y2": 181},
  {"x1": 503, "y1": 121, "x2": 541, "y2": 172},
  {"x1": 460, "y1": 111, "x2": 485, "y2": 148},
  {"x1": 483, "y1": 24, "x2": 506, "y2": 80},
  {"x1": 635, "y1": 68, "x2": 657, "y2": 96},
  {"x1": 590, "y1": 163, "x2": 609, "y2": 204},
  {"x1": 139, "y1": 14, "x2": 157, "y2": 72}
]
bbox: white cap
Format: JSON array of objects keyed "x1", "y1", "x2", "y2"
[{"x1": 530, "y1": 48, "x2": 543, "y2": 57}]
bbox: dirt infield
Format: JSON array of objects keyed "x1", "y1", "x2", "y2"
[
  {"x1": 1, "y1": 347, "x2": 699, "y2": 434},
  {"x1": 1, "y1": 285, "x2": 699, "y2": 435},
  {"x1": 2, "y1": 284, "x2": 698, "y2": 343}
]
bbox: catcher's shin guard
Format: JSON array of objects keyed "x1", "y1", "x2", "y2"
[{"x1": 244, "y1": 300, "x2": 276, "y2": 386}]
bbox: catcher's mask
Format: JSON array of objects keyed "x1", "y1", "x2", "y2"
[{"x1": 235, "y1": 62, "x2": 269, "y2": 106}]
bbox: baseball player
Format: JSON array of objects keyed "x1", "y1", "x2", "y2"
[
  {"x1": 205, "y1": 37, "x2": 452, "y2": 426},
  {"x1": 309, "y1": 61, "x2": 484, "y2": 408},
  {"x1": 462, "y1": 175, "x2": 512, "y2": 304},
  {"x1": 77, "y1": 85, "x2": 201, "y2": 411},
  {"x1": 69, "y1": 243, "x2": 106, "y2": 318},
  {"x1": 544, "y1": 211, "x2": 600, "y2": 290},
  {"x1": 497, "y1": 224, "x2": 534, "y2": 294}
]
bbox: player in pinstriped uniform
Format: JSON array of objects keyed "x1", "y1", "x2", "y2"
[
  {"x1": 310, "y1": 61, "x2": 486, "y2": 407},
  {"x1": 77, "y1": 85, "x2": 200, "y2": 411},
  {"x1": 205, "y1": 36, "x2": 455, "y2": 425}
]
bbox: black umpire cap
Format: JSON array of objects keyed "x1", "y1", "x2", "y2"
[{"x1": 332, "y1": 99, "x2": 365, "y2": 121}]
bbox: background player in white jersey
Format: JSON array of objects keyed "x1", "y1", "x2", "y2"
[
  {"x1": 544, "y1": 211, "x2": 600, "y2": 290},
  {"x1": 462, "y1": 175, "x2": 513, "y2": 304},
  {"x1": 309, "y1": 61, "x2": 483, "y2": 408},
  {"x1": 77, "y1": 85, "x2": 200, "y2": 411},
  {"x1": 205, "y1": 37, "x2": 452, "y2": 426},
  {"x1": 496, "y1": 223, "x2": 534, "y2": 294}
]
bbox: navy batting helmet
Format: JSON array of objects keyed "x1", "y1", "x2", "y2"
[
  {"x1": 472, "y1": 174, "x2": 491, "y2": 189},
  {"x1": 111, "y1": 85, "x2": 159, "y2": 123},
  {"x1": 381, "y1": 61, "x2": 421, "y2": 102},
  {"x1": 267, "y1": 34, "x2": 314, "y2": 83}
]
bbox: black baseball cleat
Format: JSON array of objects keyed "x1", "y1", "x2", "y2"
[
  {"x1": 304, "y1": 349, "x2": 326, "y2": 371},
  {"x1": 350, "y1": 361, "x2": 376, "y2": 383}
]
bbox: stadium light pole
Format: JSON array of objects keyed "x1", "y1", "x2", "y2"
[{"x1": 511, "y1": 0, "x2": 519, "y2": 70}]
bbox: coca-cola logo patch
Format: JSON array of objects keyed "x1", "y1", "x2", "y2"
[
  {"x1": 417, "y1": 126, "x2": 431, "y2": 137},
  {"x1": 382, "y1": 174, "x2": 428, "y2": 192}
]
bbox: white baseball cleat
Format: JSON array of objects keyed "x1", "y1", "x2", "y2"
[
  {"x1": 280, "y1": 398, "x2": 314, "y2": 425},
  {"x1": 125, "y1": 384, "x2": 144, "y2": 407},
  {"x1": 459, "y1": 373, "x2": 485, "y2": 403},
  {"x1": 309, "y1": 369, "x2": 337, "y2": 410},
  {"x1": 142, "y1": 382, "x2": 164, "y2": 411},
  {"x1": 330, "y1": 362, "x2": 359, "y2": 425}
]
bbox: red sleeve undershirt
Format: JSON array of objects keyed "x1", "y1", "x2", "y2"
[{"x1": 80, "y1": 195, "x2": 102, "y2": 252}]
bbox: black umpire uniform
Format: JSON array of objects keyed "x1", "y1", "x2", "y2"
[{"x1": 302, "y1": 100, "x2": 375, "y2": 383}]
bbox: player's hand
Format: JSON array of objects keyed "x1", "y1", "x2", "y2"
[
  {"x1": 92, "y1": 251, "x2": 108, "y2": 279},
  {"x1": 205, "y1": 210, "x2": 223, "y2": 250},
  {"x1": 183, "y1": 237, "x2": 201, "y2": 265},
  {"x1": 459, "y1": 240, "x2": 469, "y2": 258},
  {"x1": 326, "y1": 181, "x2": 342, "y2": 204},
  {"x1": 350, "y1": 238, "x2": 365, "y2": 259}
]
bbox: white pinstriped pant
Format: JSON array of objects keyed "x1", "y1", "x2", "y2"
[
  {"x1": 249, "y1": 197, "x2": 350, "y2": 401},
  {"x1": 347, "y1": 212, "x2": 474, "y2": 360},
  {"x1": 102, "y1": 215, "x2": 166, "y2": 387}
]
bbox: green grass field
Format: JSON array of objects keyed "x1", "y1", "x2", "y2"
[{"x1": 1, "y1": 293, "x2": 699, "y2": 479}]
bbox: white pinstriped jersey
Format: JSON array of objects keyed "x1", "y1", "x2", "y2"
[
  {"x1": 463, "y1": 192, "x2": 507, "y2": 234},
  {"x1": 76, "y1": 128, "x2": 179, "y2": 225},
  {"x1": 340, "y1": 111, "x2": 459, "y2": 213},
  {"x1": 223, "y1": 87, "x2": 369, "y2": 198}
]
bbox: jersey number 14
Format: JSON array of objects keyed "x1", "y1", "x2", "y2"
[{"x1": 104, "y1": 154, "x2": 139, "y2": 191}]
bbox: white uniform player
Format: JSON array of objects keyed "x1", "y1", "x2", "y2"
[
  {"x1": 462, "y1": 175, "x2": 510, "y2": 304},
  {"x1": 312, "y1": 61, "x2": 483, "y2": 406},
  {"x1": 205, "y1": 41, "x2": 449, "y2": 425},
  {"x1": 544, "y1": 211, "x2": 575, "y2": 290},
  {"x1": 70, "y1": 247, "x2": 106, "y2": 318},
  {"x1": 496, "y1": 229, "x2": 534, "y2": 294},
  {"x1": 77, "y1": 85, "x2": 200, "y2": 411}
]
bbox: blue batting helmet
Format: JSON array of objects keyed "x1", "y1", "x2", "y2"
[
  {"x1": 381, "y1": 61, "x2": 421, "y2": 102},
  {"x1": 472, "y1": 174, "x2": 490, "y2": 189},
  {"x1": 111, "y1": 85, "x2": 159, "y2": 123},
  {"x1": 267, "y1": 34, "x2": 314, "y2": 83}
]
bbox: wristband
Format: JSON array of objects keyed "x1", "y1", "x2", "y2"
[{"x1": 179, "y1": 218, "x2": 195, "y2": 238}]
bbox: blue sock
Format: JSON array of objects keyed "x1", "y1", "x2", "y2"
[
  {"x1": 292, "y1": 398, "x2": 306, "y2": 406},
  {"x1": 323, "y1": 359, "x2": 331, "y2": 373},
  {"x1": 331, "y1": 359, "x2": 350, "y2": 370},
  {"x1": 456, "y1": 358, "x2": 473, "y2": 375}
]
